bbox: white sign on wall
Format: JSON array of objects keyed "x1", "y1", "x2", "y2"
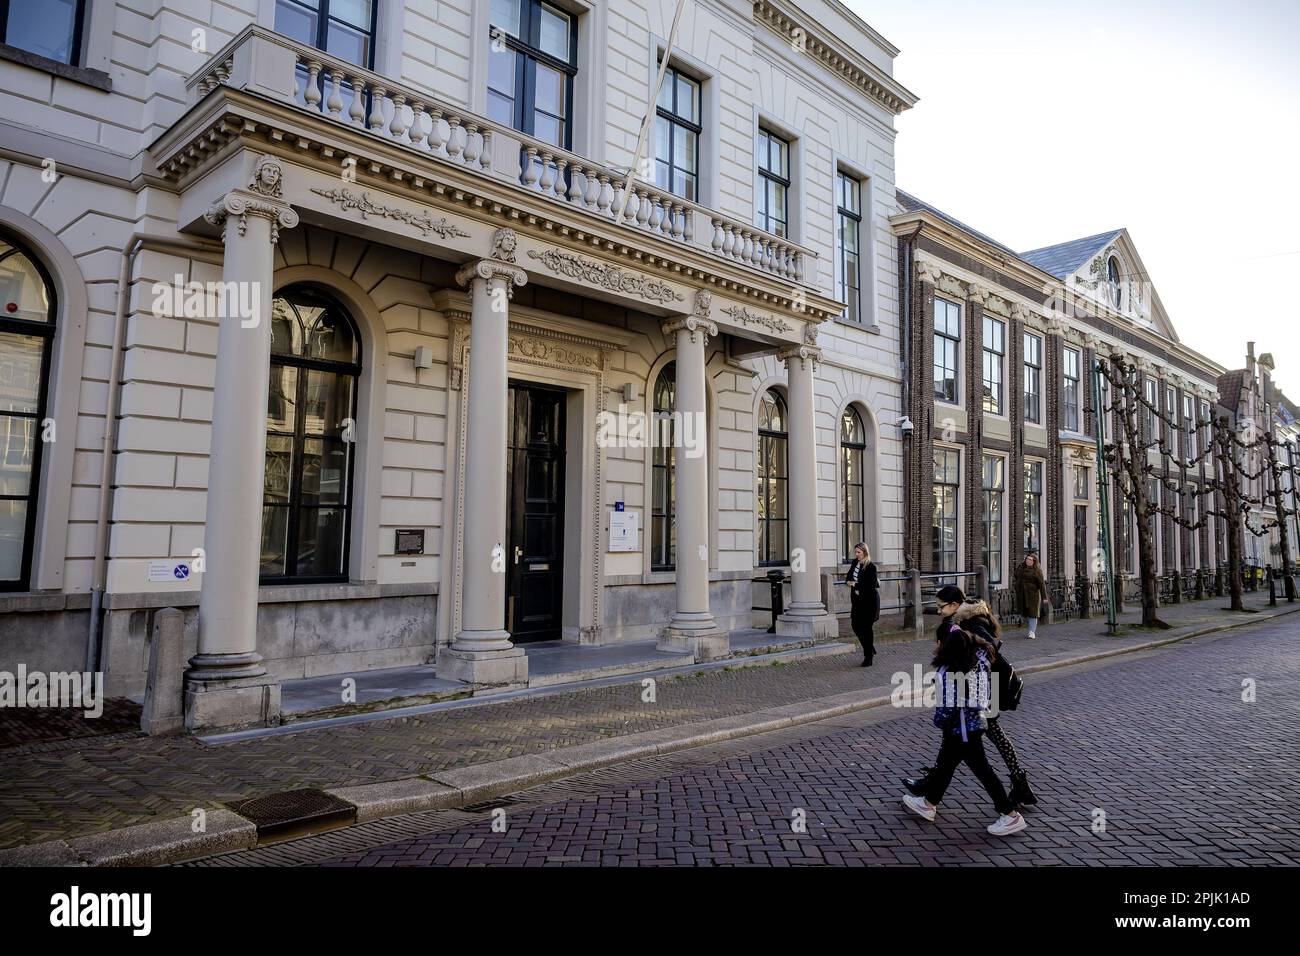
[
  {"x1": 147, "y1": 561, "x2": 192, "y2": 583},
  {"x1": 609, "y1": 509, "x2": 640, "y2": 552}
]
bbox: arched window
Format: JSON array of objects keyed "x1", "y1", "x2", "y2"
[
  {"x1": 261, "y1": 285, "x2": 361, "y2": 582},
  {"x1": 756, "y1": 389, "x2": 788, "y2": 566},
  {"x1": 0, "y1": 233, "x2": 55, "y2": 590},
  {"x1": 650, "y1": 362, "x2": 676, "y2": 571},
  {"x1": 1107, "y1": 256, "x2": 1122, "y2": 309},
  {"x1": 840, "y1": 407, "x2": 866, "y2": 562}
]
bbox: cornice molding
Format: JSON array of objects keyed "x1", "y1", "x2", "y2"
[{"x1": 752, "y1": 0, "x2": 918, "y2": 116}]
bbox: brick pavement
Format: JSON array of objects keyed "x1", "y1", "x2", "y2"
[
  {"x1": 307, "y1": 614, "x2": 1300, "y2": 867},
  {"x1": 0, "y1": 591, "x2": 1289, "y2": 851}
]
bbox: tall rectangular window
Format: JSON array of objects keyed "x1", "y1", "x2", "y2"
[
  {"x1": 1063, "y1": 346, "x2": 1081, "y2": 431},
  {"x1": 1024, "y1": 460, "x2": 1043, "y2": 554},
  {"x1": 1023, "y1": 331, "x2": 1042, "y2": 423},
  {"x1": 982, "y1": 316, "x2": 1005, "y2": 414},
  {"x1": 1073, "y1": 464, "x2": 1089, "y2": 500},
  {"x1": 1200, "y1": 400, "x2": 1211, "y2": 455},
  {"x1": 755, "y1": 128, "x2": 790, "y2": 237},
  {"x1": 933, "y1": 449, "x2": 960, "y2": 575},
  {"x1": 487, "y1": 0, "x2": 578, "y2": 149},
  {"x1": 654, "y1": 64, "x2": 700, "y2": 201},
  {"x1": 982, "y1": 455, "x2": 1005, "y2": 584},
  {"x1": 1143, "y1": 378, "x2": 1158, "y2": 441},
  {"x1": 1, "y1": 0, "x2": 86, "y2": 65},
  {"x1": 933, "y1": 298, "x2": 960, "y2": 404},
  {"x1": 1183, "y1": 394, "x2": 1197, "y2": 458},
  {"x1": 835, "y1": 171, "x2": 862, "y2": 324},
  {"x1": 276, "y1": 0, "x2": 377, "y2": 68},
  {"x1": 1166, "y1": 385, "x2": 1177, "y2": 455}
]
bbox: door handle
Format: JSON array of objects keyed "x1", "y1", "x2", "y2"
[{"x1": 514, "y1": 545, "x2": 523, "y2": 565}]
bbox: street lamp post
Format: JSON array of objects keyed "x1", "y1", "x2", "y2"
[{"x1": 1093, "y1": 359, "x2": 1119, "y2": 634}]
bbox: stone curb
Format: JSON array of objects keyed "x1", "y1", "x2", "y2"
[{"x1": 4, "y1": 603, "x2": 1293, "y2": 867}]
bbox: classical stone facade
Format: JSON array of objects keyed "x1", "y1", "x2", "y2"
[
  {"x1": 892, "y1": 191, "x2": 1226, "y2": 611},
  {"x1": 0, "y1": 1, "x2": 913, "y2": 728}
]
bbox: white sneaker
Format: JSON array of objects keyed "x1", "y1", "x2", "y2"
[
  {"x1": 987, "y1": 812, "x2": 1027, "y2": 836},
  {"x1": 1027, "y1": 631, "x2": 1037, "y2": 639},
  {"x1": 902, "y1": 793, "x2": 936, "y2": 821}
]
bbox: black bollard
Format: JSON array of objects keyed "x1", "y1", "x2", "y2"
[
  {"x1": 766, "y1": 569, "x2": 785, "y2": 633},
  {"x1": 1269, "y1": 566, "x2": 1277, "y2": 607}
]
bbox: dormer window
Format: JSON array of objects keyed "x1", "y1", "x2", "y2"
[{"x1": 1107, "y1": 256, "x2": 1122, "y2": 309}]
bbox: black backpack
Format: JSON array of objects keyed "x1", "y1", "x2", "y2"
[{"x1": 992, "y1": 640, "x2": 1024, "y2": 711}]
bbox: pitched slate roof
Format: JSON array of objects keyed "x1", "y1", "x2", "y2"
[
  {"x1": 1216, "y1": 369, "x2": 1248, "y2": 412},
  {"x1": 1018, "y1": 230, "x2": 1123, "y2": 280},
  {"x1": 895, "y1": 189, "x2": 1022, "y2": 260}
]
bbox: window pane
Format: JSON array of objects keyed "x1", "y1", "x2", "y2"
[
  {"x1": 300, "y1": 437, "x2": 351, "y2": 506},
  {"x1": 0, "y1": 332, "x2": 45, "y2": 414},
  {"x1": 260, "y1": 505, "x2": 290, "y2": 576},
  {"x1": 538, "y1": 5, "x2": 571, "y2": 60},
  {"x1": 264, "y1": 435, "x2": 295, "y2": 504},
  {"x1": 5, "y1": 0, "x2": 81, "y2": 64},
  {"x1": 674, "y1": 127, "x2": 697, "y2": 176},
  {"x1": 0, "y1": 416, "x2": 34, "y2": 497},
  {"x1": 676, "y1": 74, "x2": 698, "y2": 123},
  {"x1": 490, "y1": 0, "x2": 521, "y2": 36},
  {"x1": 330, "y1": 0, "x2": 372, "y2": 30},
  {"x1": 533, "y1": 112, "x2": 563, "y2": 148},
  {"x1": 324, "y1": 21, "x2": 370, "y2": 65},
  {"x1": 0, "y1": 500, "x2": 28, "y2": 581},
  {"x1": 297, "y1": 507, "x2": 347, "y2": 576},
  {"x1": 266, "y1": 364, "x2": 298, "y2": 434},
  {"x1": 275, "y1": 0, "x2": 319, "y2": 46},
  {"x1": 0, "y1": 246, "x2": 52, "y2": 323},
  {"x1": 534, "y1": 62, "x2": 565, "y2": 115},
  {"x1": 303, "y1": 369, "x2": 354, "y2": 437}
]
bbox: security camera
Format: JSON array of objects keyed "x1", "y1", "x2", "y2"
[{"x1": 897, "y1": 416, "x2": 914, "y2": 436}]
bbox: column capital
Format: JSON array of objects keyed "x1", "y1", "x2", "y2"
[
  {"x1": 778, "y1": 343, "x2": 822, "y2": 368},
  {"x1": 662, "y1": 315, "x2": 717, "y2": 345},
  {"x1": 204, "y1": 155, "x2": 299, "y2": 244},
  {"x1": 455, "y1": 257, "x2": 529, "y2": 294},
  {"x1": 1043, "y1": 315, "x2": 1068, "y2": 338}
]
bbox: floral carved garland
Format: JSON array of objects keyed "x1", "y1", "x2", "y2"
[
  {"x1": 526, "y1": 248, "x2": 683, "y2": 304},
  {"x1": 310, "y1": 187, "x2": 470, "y2": 239},
  {"x1": 719, "y1": 304, "x2": 794, "y2": 334}
]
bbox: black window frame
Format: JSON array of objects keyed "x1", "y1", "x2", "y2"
[
  {"x1": 654, "y1": 62, "x2": 701, "y2": 202},
  {"x1": 933, "y1": 297, "x2": 960, "y2": 404},
  {"x1": 275, "y1": 0, "x2": 379, "y2": 69},
  {"x1": 1024, "y1": 459, "x2": 1043, "y2": 555},
  {"x1": 982, "y1": 314, "x2": 1005, "y2": 415},
  {"x1": 1063, "y1": 346, "x2": 1081, "y2": 432},
  {"x1": 981, "y1": 454, "x2": 1005, "y2": 585},
  {"x1": 835, "y1": 170, "x2": 863, "y2": 324},
  {"x1": 1023, "y1": 330, "x2": 1042, "y2": 423},
  {"x1": 755, "y1": 127, "x2": 791, "y2": 238},
  {"x1": 756, "y1": 389, "x2": 789, "y2": 567},
  {"x1": 488, "y1": 0, "x2": 579, "y2": 151},
  {"x1": 261, "y1": 285, "x2": 362, "y2": 586},
  {"x1": 932, "y1": 447, "x2": 960, "y2": 576},
  {"x1": 840, "y1": 406, "x2": 866, "y2": 563},
  {"x1": 0, "y1": 0, "x2": 87, "y2": 67},
  {"x1": 0, "y1": 230, "x2": 56, "y2": 593},
  {"x1": 650, "y1": 362, "x2": 676, "y2": 572}
]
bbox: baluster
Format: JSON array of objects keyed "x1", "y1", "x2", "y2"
[
  {"x1": 670, "y1": 203, "x2": 685, "y2": 239},
  {"x1": 463, "y1": 123, "x2": 482, "y2": 164},
  {"x1": 304, "y1": 60, "x2": 323, "y2": 111},
  {"x1": 479, "y1": 129, "x2": 493, "y2": 169},
  {"x1": 597, "y1": 175, "x2": 613, "y2": 215},
  {"x1": 645, "y1": 197, "x2": 661, "y2": 232},
  {"x1": 447, "y1": 117, "x2": 466, "y2": 161},
  {"x1": 368, "y1": 85, "x2": 388, "y2": 132},
  {"x1": 553, "y1": 158, "x2": 568, "y2": 200},
  {"x1": 388, "y1": 93, "x2": 408, "y2": 140},
  {"x1": 427, "y1": 109, "x2": 447, "y2": 155},
  {"x1": 538, "y1": 153, "x2": 556, "y2": 193},
  {"x1": 583, "y1": 168, "x2": 601, "y2": 209},
  {"x1": 682, "y1": 209, "x2": 694, "y2": 243},
  {"x1": 567, "y1": 165, "x2": 585, "y2": 205},
  {"x1": 326, "y1": 68, "x2": 344, "y2": 116},
  {"x1": 722, "y1": 225, "x2": 736, "y2": 257},
  {"x1": 711, "y1": 219, "x2": 725, "y2": 253},
  {"x1": 520, "y1": 147, "x2": 541, "y2": 188},
  {"x1": 762, "y1": 239, "x2": 774, "y2": 271},
  {"x1": 636, "y1": 188, "x2": 651, "y2": 227},
  {"x1": 348, "y1": 77, "x2": 367, "y2": 125},
  {"x1": 409, "y1": 101, "x2": 427, "y2": 147}
]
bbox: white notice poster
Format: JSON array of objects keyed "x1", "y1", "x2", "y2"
[{"x1": 609, "y1": 509, "x2": 640, "y2": 552}]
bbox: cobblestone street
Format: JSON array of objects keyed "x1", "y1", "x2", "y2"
[{"x1": 230, "y1": 614, "x2": 1300, "y2": 867}]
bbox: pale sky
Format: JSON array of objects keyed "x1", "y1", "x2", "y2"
[{"x1": 848, "y1": 0, "x2": 1300, "y2": 397}]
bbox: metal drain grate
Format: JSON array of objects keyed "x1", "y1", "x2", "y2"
[
  {"x1": 459, "y1": 795, "x2": 524, "y2": 813},
  {"x1": 228, "y1": 788, "x2": 356, "y2": 843}
]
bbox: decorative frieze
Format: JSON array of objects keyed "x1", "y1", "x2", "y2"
[
  {"x1": 310, "y1": 186, "x2": 471, "y2": 238},
  {"x1": 526, "y1": 248, "x2": 683, "y2": 304},
  {"x1": 719, "y1": 304, "x2": 794, "y2": 335}
]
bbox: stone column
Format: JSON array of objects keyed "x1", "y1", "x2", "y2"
[
  {"x1": 437, "y1": 230, "x2": 530, "y2": 689},
  {"x1": 185, "y1": 157, "x2": 299, "y2": 731},
  {"x1": 658, "y1": 311, "x2": 728, "y2": 661},
  {"x1": 777, "y1": 342, "x2": 836, "y2": 638}
]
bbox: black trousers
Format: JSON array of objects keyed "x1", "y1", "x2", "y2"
[
  {"x1": 853, "y1": 621, "x2": 874, "y2": 662},
  {"x1": 922, "y1": 730, "x2": 1015, "y2": 815}
]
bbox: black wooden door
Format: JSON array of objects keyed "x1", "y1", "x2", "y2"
[{"x1": 506, "y1": 382, "x2": 566, "y2": 643}]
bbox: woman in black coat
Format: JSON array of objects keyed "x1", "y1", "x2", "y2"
[{"x1": 846, "y1": 543, "x2": 880, "y2": 666}]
